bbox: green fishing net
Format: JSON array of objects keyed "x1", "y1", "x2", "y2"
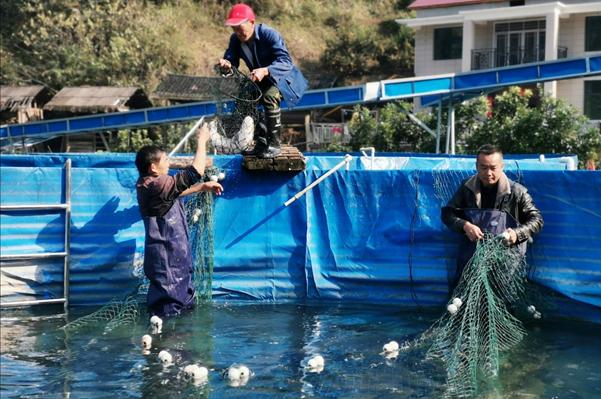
[
  {"x1": 63, "y1": 295, "x2": 140, "y2": 333},
  {"x1": 184, "y1": 169, "x2": 220, "y2": 304},
  {"x1": 421, "y1": 236, "x2": 528, "y2": 398}
]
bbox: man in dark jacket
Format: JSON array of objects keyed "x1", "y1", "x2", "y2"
[
  {"x1": 135, "y1": 123, "x2": 223, "y2": 317},
  {"x1": 441, "y1": 144, "x2": 543, "y2": 289},
  {"x1": 218, "y1": 3, "x2": 308, "y2": 158}
]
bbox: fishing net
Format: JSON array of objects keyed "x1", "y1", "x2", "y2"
[
  {"x1": 63, "y1": 295, "x2": 140, "y2": 333},
  {"x1": 420, "y1": 235, "x2": 528, "y2": 398},
  {"x1": 209, "y1": 66, "x2": 263, "y2": 154},
  {"x1": 183, "y1": 168, "x2": 221, "y2": 303},
  {"x1": 432, "y1": 161, "x2": 524, "y2": 205}
]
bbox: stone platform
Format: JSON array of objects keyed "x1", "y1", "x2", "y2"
[{"x1": 242, "y1": 145, "x2": 306, "y2": 172}]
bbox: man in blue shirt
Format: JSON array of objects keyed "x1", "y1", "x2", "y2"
[{"x1": 218, "y1": 3, "x2": 308, "y2": 158}]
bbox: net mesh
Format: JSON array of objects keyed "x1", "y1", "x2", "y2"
[
  {"x1": 420, "y1": 236, "x2": 528, "y2": 398},
  {"x1": 63, "y1": 295, "x2": 140, "y2": 333},
  {"x1": 184, "y1": 169, "x2": 220, "y2": 303},
  {"x1": 209, "y1": 67, "x2": 262, "y2": 154},
  {"x1": 422, "y1": 166, "x2": 530, "y2": 397}
]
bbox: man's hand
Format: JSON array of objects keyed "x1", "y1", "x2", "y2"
[
  {"x1": 202, "y1": 181, "x2": 223, "y2": 196},
  {"x1": 196, "y1": 123, "x2": 210, "y2": 145},
  {"x1": 503, "y1": 228, "x2": 518, "y2": 245},
  {"x1": 250, "y1": 67, "x2": 269, "y2": 82},
  {"x1": 463, "y1": 222, "x2": 484, "y2": 242},
  {"x1": 218, "y1": 59, "x2": 232, "y2": 74}
]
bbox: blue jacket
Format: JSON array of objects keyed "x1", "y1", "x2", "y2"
[{"x1": 224, "y1": 23, "x2": 308, "y2": 107}]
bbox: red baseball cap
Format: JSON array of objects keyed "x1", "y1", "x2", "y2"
[{"x1": 225, "y1": 4, "x2": 255, "y2": 26}]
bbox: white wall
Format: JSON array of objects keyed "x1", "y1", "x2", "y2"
[
  {"x1": 556, "y1": 12, "x2": 601, "y2": 118},
  {"x1": 414, "y1": 26, "x2": 462, "y2": 77}
]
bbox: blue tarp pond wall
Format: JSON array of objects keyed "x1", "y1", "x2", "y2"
[{"x1": 1, "y1": 153, "x2": 600, "y2": 320}]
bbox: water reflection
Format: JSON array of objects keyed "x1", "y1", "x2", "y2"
[{"x1": 1, "y1": 304, "x2": 600, "y2": 398}]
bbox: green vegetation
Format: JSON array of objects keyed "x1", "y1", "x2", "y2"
[
  {"x1": 0, "y1": 0, "x2": 413, "y2": 91},
  {"x1": 347, "y1": 87, "x2": 601, "y2": 167}
]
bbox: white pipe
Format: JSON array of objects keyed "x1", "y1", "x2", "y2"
[
  {"x1": 558, "y1": 156, "x2": 576, "y2": 171},
  {"x1": 360, "y1": 146, "x2": 375, "y2": 170},
  {"x1": 168, "y1": 117, "x2": 205, "y2": 157},
  {"x1": 284, "y1": 154, "x2": 352, "y2": 207}
]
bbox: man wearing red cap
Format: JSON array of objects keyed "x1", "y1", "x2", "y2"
[{"x1": 218, "y1": 3, "x2": 308, "y2": 158}]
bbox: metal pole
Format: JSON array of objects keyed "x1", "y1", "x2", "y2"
[
  {"x1": 168, "y1": 117, "x2": 205, "y2": 157},
  {"x1": 284, "y1": 154, "x2": 352, "y2": 207},
  {"x1": 445, "y1": 102, "x2": 451, "y2": 154},
  {"x1": 64, "y1": 158, "x2": 71, "y2": 312},
  {"x1": 436, "y1": 99, "x2": 442, "y2": 154},
  {"x1": 449, "y1": 105, "x2": 456, "y2": 155}
]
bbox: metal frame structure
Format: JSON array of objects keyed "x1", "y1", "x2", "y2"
[
  {"x1": 1, "y1": 54, "x2": 600, "y2": 154},
  {"x1": 0, "y1": 159, "x2": 72, "y2": 310}
]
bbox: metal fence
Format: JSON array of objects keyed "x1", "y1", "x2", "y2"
[{"x1": 472, "y1": 46, "x2": 568, "y2": 70}]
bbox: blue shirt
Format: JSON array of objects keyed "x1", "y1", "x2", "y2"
[{"x1": 224, "y1": 23, "x2": 308, "y2": 107}]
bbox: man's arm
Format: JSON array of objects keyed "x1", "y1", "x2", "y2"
[
  {"x1": 222, "y1": 34, "x2": 241, "y2": 70},
  {"x1": 263, "y1": 28, "x2": 294, "y2": 76},
  {"x1": 191, "y1": 123, "x2": 210, "y2": 177},
  {"x1": 441, "y1": 186, "x2": 484, "y2": 241},
  {"x1": 180, "y1": 181, "x2": 223, "y2": 197},
  {"x1": 514, "y1": 188, "x2": 544, "y2": 244}
]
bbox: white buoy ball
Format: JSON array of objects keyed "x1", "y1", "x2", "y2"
[
  {"x1": 307, "y1": 355, "x2": 325, "y2": 369},
  {"x1": 150, "y1": 315, "x2": 163, "y2": 333},
  {"x1": 218, "y1": 172, "x2": 226, "y2": 181},
  {"x1": 210, "y1": 175, "x2": 219, "y2": 182},
  {"x1": 184, "y1": 365, "x2": 208, "y2": 384},
  {"x1": 452, "y1": 298, "x2": 463, "y2": 308},
  {"x1": 227, "y1": 366, "x2": 241, "y2": 381},
  {"x1": 533, "y1": 311, "x2": 542, "y2": 320},
  {"x1": 447, "y1": 304, "x2": 458, "y2": 314},
  {"x1": 158, "y1": 350, "x2": 172, "y2": 366},
  {"x1": 141, "y1": 334, "x2": 152, "y2": 350},
  {"x1": 192, "y1": 208, "x2": 202, "y2": 223},
  {"x1": 237, "y1": 365, "x2": 250, "y2": 379},
  {"x1": 383, "y1": 341, "x2": 400, "y2": 353},
  {"x1": 527, "y1": 305, "x2": 536, "y2": 314}
]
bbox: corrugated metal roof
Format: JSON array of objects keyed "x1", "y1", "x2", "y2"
[
  {"x1": 43, "y1": 86, "x2": 152, "y2": 113},
  {"x1": 0, "y1": 85, "x2": 49, "y2": 112},
  {"x1": 153, "y1": 73, "x2": 235, "y2": 101},
  {"x1": 409, "y1": 0, "x2": 503, "y2": 10}
]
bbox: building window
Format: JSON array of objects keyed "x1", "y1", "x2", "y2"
[
  {"x1": 510, "y1": 0, "x2": 525, "y2": 6},
  {"x1": 434, "y1": 27, "x2": 462, "y2": 60},
  {"x1": 584, "y1": 81, "x2": 601, "y2": 120},
  {"x1": 585, "y1": 16, "x2": 601, "y2": 52}
]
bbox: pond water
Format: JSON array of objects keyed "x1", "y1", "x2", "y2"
[{"x1": 1, "y1": 302, "x2": 600, "y2": 398}]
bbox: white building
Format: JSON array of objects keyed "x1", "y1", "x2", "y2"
[{"x1": 397, "y1": 0, "x2": 601, "y2": 121}]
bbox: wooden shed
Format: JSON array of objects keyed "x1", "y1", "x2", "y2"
[
  {"x1": 0, "y1": 85, "x2": 51, "y2": 124},
  {"x1": 44, "y1": 86, "x2": 152, "y2": 113},
  {"x1": 42, "y1": 86, "x2": 152, "y2": 152}
]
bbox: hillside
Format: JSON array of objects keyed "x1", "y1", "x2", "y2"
[{"x1": 0, "y1": 0, "x2": 415, "y2": 93}]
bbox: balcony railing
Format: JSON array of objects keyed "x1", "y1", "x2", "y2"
[{"x1": 471, "y1": 46, "x2": 568, "y2": 70}]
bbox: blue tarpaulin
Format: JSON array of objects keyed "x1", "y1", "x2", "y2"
[{"x1": 1, "y1": 153, "x2": 599, "y2": 320}]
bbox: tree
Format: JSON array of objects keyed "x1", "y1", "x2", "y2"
[
  {"x1": 2, "y1": 0, "x2": 188, "y2": 91},
  {"x1": 347, "y1": 87, "x2": 601, "y2": 168},
  {"x1": 463, "y1": 87, "x2": 601, "y2": 167}
]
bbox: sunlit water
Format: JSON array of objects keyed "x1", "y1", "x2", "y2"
[{"x1": 1, "y1": 303, "x2": 600, "y2": 398}]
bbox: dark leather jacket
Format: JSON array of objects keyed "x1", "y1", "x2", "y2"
[{"x1": 441, "y1": 173, "x2": 543, "y2": 244}]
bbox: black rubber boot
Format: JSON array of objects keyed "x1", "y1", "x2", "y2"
[
  {"x1": 257, "y1": 108, "x2": 282, "y2": 159},
  {"x1": 241, "y1": 121, "x2": 267, "y2": 156}
]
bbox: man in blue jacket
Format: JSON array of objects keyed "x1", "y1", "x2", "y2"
[{"x1": 218, "y1": 3, "x2": 308, "y2": 158}]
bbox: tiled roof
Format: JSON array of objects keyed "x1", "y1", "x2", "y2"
[
  {"x1": 409, "y1": 0, "x2": 503, "y2": 10},
  {"x1": 43, "y1": 86, "x2": 151, "y2": 112},
  {"x1": 0, "y1": 85, "x2": 50, "y2": 111}
]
